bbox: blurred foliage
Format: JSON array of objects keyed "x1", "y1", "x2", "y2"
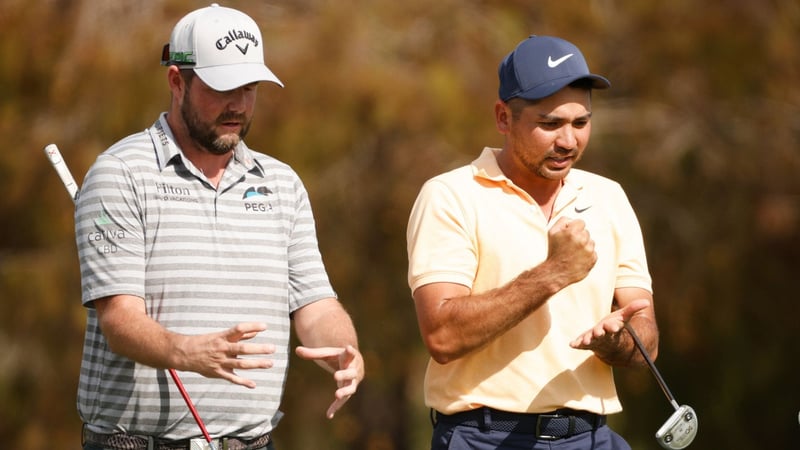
[{"x1": 1, "y1": 0, "x2": 798, "y2": 448}]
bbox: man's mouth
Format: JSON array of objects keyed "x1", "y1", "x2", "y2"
[
  {"x1": 218, "y1": 120, "x2": 242, "y2": 133},
  {"x1": 548, "y1": 155, "x2": 573, "y2": 169},
  {"x1": 218, "y1": 113, "x2": 246, "y2": 130}
]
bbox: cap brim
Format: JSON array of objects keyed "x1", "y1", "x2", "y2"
[
  {"x1": 194, "y1": 63, "x2": 284, "y2": 92},
  {"x1": 516, "y1": 74, "x2": 610, "y2": 101}
]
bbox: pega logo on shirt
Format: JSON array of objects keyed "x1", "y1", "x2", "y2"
[
  {"x1": 243, "y1": 185, "x2": 273, "y2": 212},
  {"x1": 243, "y1": 186, "x2": 272, "y2": 198}
]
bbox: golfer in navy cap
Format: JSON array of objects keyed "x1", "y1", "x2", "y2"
[{"x1": 406, "y1": 35, "x2": 659, "y2": 450}]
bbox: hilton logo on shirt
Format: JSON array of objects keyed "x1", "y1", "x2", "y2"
[{"x1": 155, "y1": 183, "x2": 198, "y2": 203}]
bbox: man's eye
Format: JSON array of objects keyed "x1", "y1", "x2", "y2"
[{"x1": 538, "y1": 122, "x2": 559, "y2": 128}]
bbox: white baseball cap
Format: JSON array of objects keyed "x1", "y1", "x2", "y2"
[{"x1": 161, "y1": 3, "x2": 284, "y2": 91}]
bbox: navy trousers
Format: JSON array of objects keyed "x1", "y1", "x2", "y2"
[{"x1": 431, "y1": 421, "x2": 632, "y2": 450}]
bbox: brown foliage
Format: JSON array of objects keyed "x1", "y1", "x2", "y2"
[{"x1": 1, "y1": 0, "x2": 798, "y2": 448}]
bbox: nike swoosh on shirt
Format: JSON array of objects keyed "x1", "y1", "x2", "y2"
[
  {"x1": 574, "y1": 205, "x2": 592, "y2": 213},
  {"x1": 548, "y1": 54, "x2": 574, "y2": 68}
]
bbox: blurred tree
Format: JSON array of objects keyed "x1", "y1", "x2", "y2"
[{"x1": 1, "y1": 0, "x2": 797, "y2": 448}]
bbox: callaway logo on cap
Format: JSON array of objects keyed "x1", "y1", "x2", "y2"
[
  {"x1": 161, "y1": 3, "x2": 283, "y2": 92},
  {"x1": 498, "y1": 35, "x2": 610, "y2": 101}
]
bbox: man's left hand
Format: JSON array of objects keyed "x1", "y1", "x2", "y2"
[
  {"x1": 569, "y1": 298, "x2": 650, "y2": 351},
  {"x1": 295, "y1": 344, "x2": 364, "y2": 419}
]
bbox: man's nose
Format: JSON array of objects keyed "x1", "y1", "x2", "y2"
[
  {"x1": 555, "y1": 125, "x2": 578, "y2": 150},
  {"x1": 225, "y1": 87, "x2": 249, "y2": 112}
]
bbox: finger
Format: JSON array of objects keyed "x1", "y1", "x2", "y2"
[
  {"x1": 551, "y1": 216, "x2": 572, "y2": 231},
  {"x1": 570, "y1": 331, "x2": 590, "y2": 348},
  {"x1": 295, "y1": 346, "x2": 344, "y2": 360},
  {"x1": 622, "y1": 299, "x2": 651, "y2": 318},
  {"x1": 571, "y1": 332, "x2": 592, "y2": 349},
  {"x1": 326, "y1": 382, "x2": 357, "y2": 419},
  {"x1": 606, "y1": 321, "x2": 623, "y2": 334},
  {"x1": 238, "y1": 331, "x2": 262, "y2": 341},
  {"x1": 339, "y1": 345, "x2": 357, "y2": 368},
  {"x1": 233, "y1": 342, "x2": 276, "y2": 357},
  {"x1": 226, "y1": 356, "x2": 274, "y2": 371},
  {"x1": 563, "y1": 218, "x2": 587, "y2": 234},
  {"x1": 225, "y1": 323, "x2": 268, "y2": 342},
  {"x1": 216, "y1": 370, "x2": 258, "y2": 389},
  {"x1": 569, "y1": 218, "x2": 586, "y2": 230},
  {"x1": 326, "y1": 396, "x2": 349, "y2": 419}
]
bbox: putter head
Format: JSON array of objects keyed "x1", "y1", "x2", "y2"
[{"x1": 655, "y1": 405, "x2": 698, "y2": 449}]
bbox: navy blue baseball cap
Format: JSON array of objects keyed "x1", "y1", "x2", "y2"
[{"x1": 498, "y1": 35, "x2": 610, "y2": 102}]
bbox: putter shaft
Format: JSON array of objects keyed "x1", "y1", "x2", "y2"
[{"x1": 624, "y1": 322, "x2": 680, "y2": 410}]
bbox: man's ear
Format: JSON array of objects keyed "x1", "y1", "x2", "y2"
[
  {"x1": 495, "y1": 100, "x2": 511, "y2": 134},
  {"x1": 166, "y1": 66, "x2": 186, "y2": 98}
]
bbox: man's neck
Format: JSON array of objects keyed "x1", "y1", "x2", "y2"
[
  {"x1": 496, "y1": 150, "x2": 565, "y2": 220},
  {"x1": 165, "y1": 112, "x2": 232, "y2": 186}
]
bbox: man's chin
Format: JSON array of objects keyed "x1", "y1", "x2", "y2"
[
  {"x1": 537, "y1": 167, "x2": 572, "y2": 182},
  {"x1": 209, "y1": 134, "x2": 240, "y2": 154}
]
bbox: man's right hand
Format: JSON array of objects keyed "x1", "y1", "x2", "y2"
[
  {"x1": 411, "y1": 217, "x2": 599, "y2": 364},
  {"x1": 175, "y1": 322, "x2": 276, "y2": 388},
  {"x1": 95, "y1": 295, "x2": 275, "y2": 388},
  {"x1": 546, "y1": 216, "x2": 597, "y2": 287}
]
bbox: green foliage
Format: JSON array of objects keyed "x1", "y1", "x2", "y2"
[{"x1": 2, "y1": 0, "x2": 798, "y2": 448}]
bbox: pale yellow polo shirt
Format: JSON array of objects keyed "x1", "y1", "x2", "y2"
[{"x1": 407, "y1": 147, "x2": 652, "y2": 415}]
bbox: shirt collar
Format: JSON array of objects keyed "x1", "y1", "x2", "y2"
[
  {"x1": 471, "y1": 146, "x2": 585, "y2": 211},
  {"x1": 471, "y1": 147, "x2": 507, "y2": 182}
]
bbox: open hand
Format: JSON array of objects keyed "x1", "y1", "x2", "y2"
[
  {"x1": 569, "y1": 299, "x2": 651, "y2": 351},
  {"x1": 295, "y1": 344, "x2": 364, "y2": 418}
]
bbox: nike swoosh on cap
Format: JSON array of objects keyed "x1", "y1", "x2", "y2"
[{"x1": 547, "y1": 54, "x2": 574, "y2": 68}]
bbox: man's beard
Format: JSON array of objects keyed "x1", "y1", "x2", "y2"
[{"x1": 181, "y1": 94, "x2": 251, "y2": 156}]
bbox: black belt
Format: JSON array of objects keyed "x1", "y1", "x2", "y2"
[
  {"x1": 82, "y1": 426, "x2": 271, "y2": 450},
  {"x1": 435, "y1": 407, "x2": 607, "y2": 440}
]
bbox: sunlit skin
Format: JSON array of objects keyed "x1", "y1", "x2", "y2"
[
  {"x1": 494, "y1": 86, "x2": 593, "y2": 211},
  {"x1": 165, "y1": 66, "x2": 258, "y2": 185},
  {"x1": 180, "y1": 83, "x2": 255, "y2": 156}
]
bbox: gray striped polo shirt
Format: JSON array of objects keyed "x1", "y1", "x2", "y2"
[{"x1": 75, "y1": 113, "x2": 336, "y2": 439}]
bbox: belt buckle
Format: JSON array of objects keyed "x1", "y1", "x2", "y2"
[
  {"x1": 535, "y1": 413, "x2": 570, "y2": 440},
  {"x1": 189, "y1": 438, "x2": 218, "y2": 450}
]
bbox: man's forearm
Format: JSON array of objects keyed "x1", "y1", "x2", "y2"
[
  {"x1": 415, "y1": 263, "x2": 566, "y2": 364},
  {"x1": 293, "y1": 298, "x2": 360, "y2": 371},
  {"x1": 95, "y1": 296, "x2": 184, "y2": 369}
]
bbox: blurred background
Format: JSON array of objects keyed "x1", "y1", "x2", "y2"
[{"x1": 1, "y1": 0, "x2": 798, "y2": 448}]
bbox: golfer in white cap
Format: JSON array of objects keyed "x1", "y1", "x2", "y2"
[{"x1": 76, "y1": 4, "x2": 364, "y2": 449}]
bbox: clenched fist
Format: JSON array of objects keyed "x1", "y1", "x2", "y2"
[{"x1": 546, "y1": 217, "x2": 597, "y2": 287}]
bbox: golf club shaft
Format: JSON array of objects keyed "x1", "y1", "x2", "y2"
[
  {"x1": 43, "y1": 143, "x2": 217, "y2": 450},
  {"x1": 624, "y1": 322, "x2": 680, "y2": 410},
  {"x1": 169, "y1": 369, "x2": 216, "y2": 448}
]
